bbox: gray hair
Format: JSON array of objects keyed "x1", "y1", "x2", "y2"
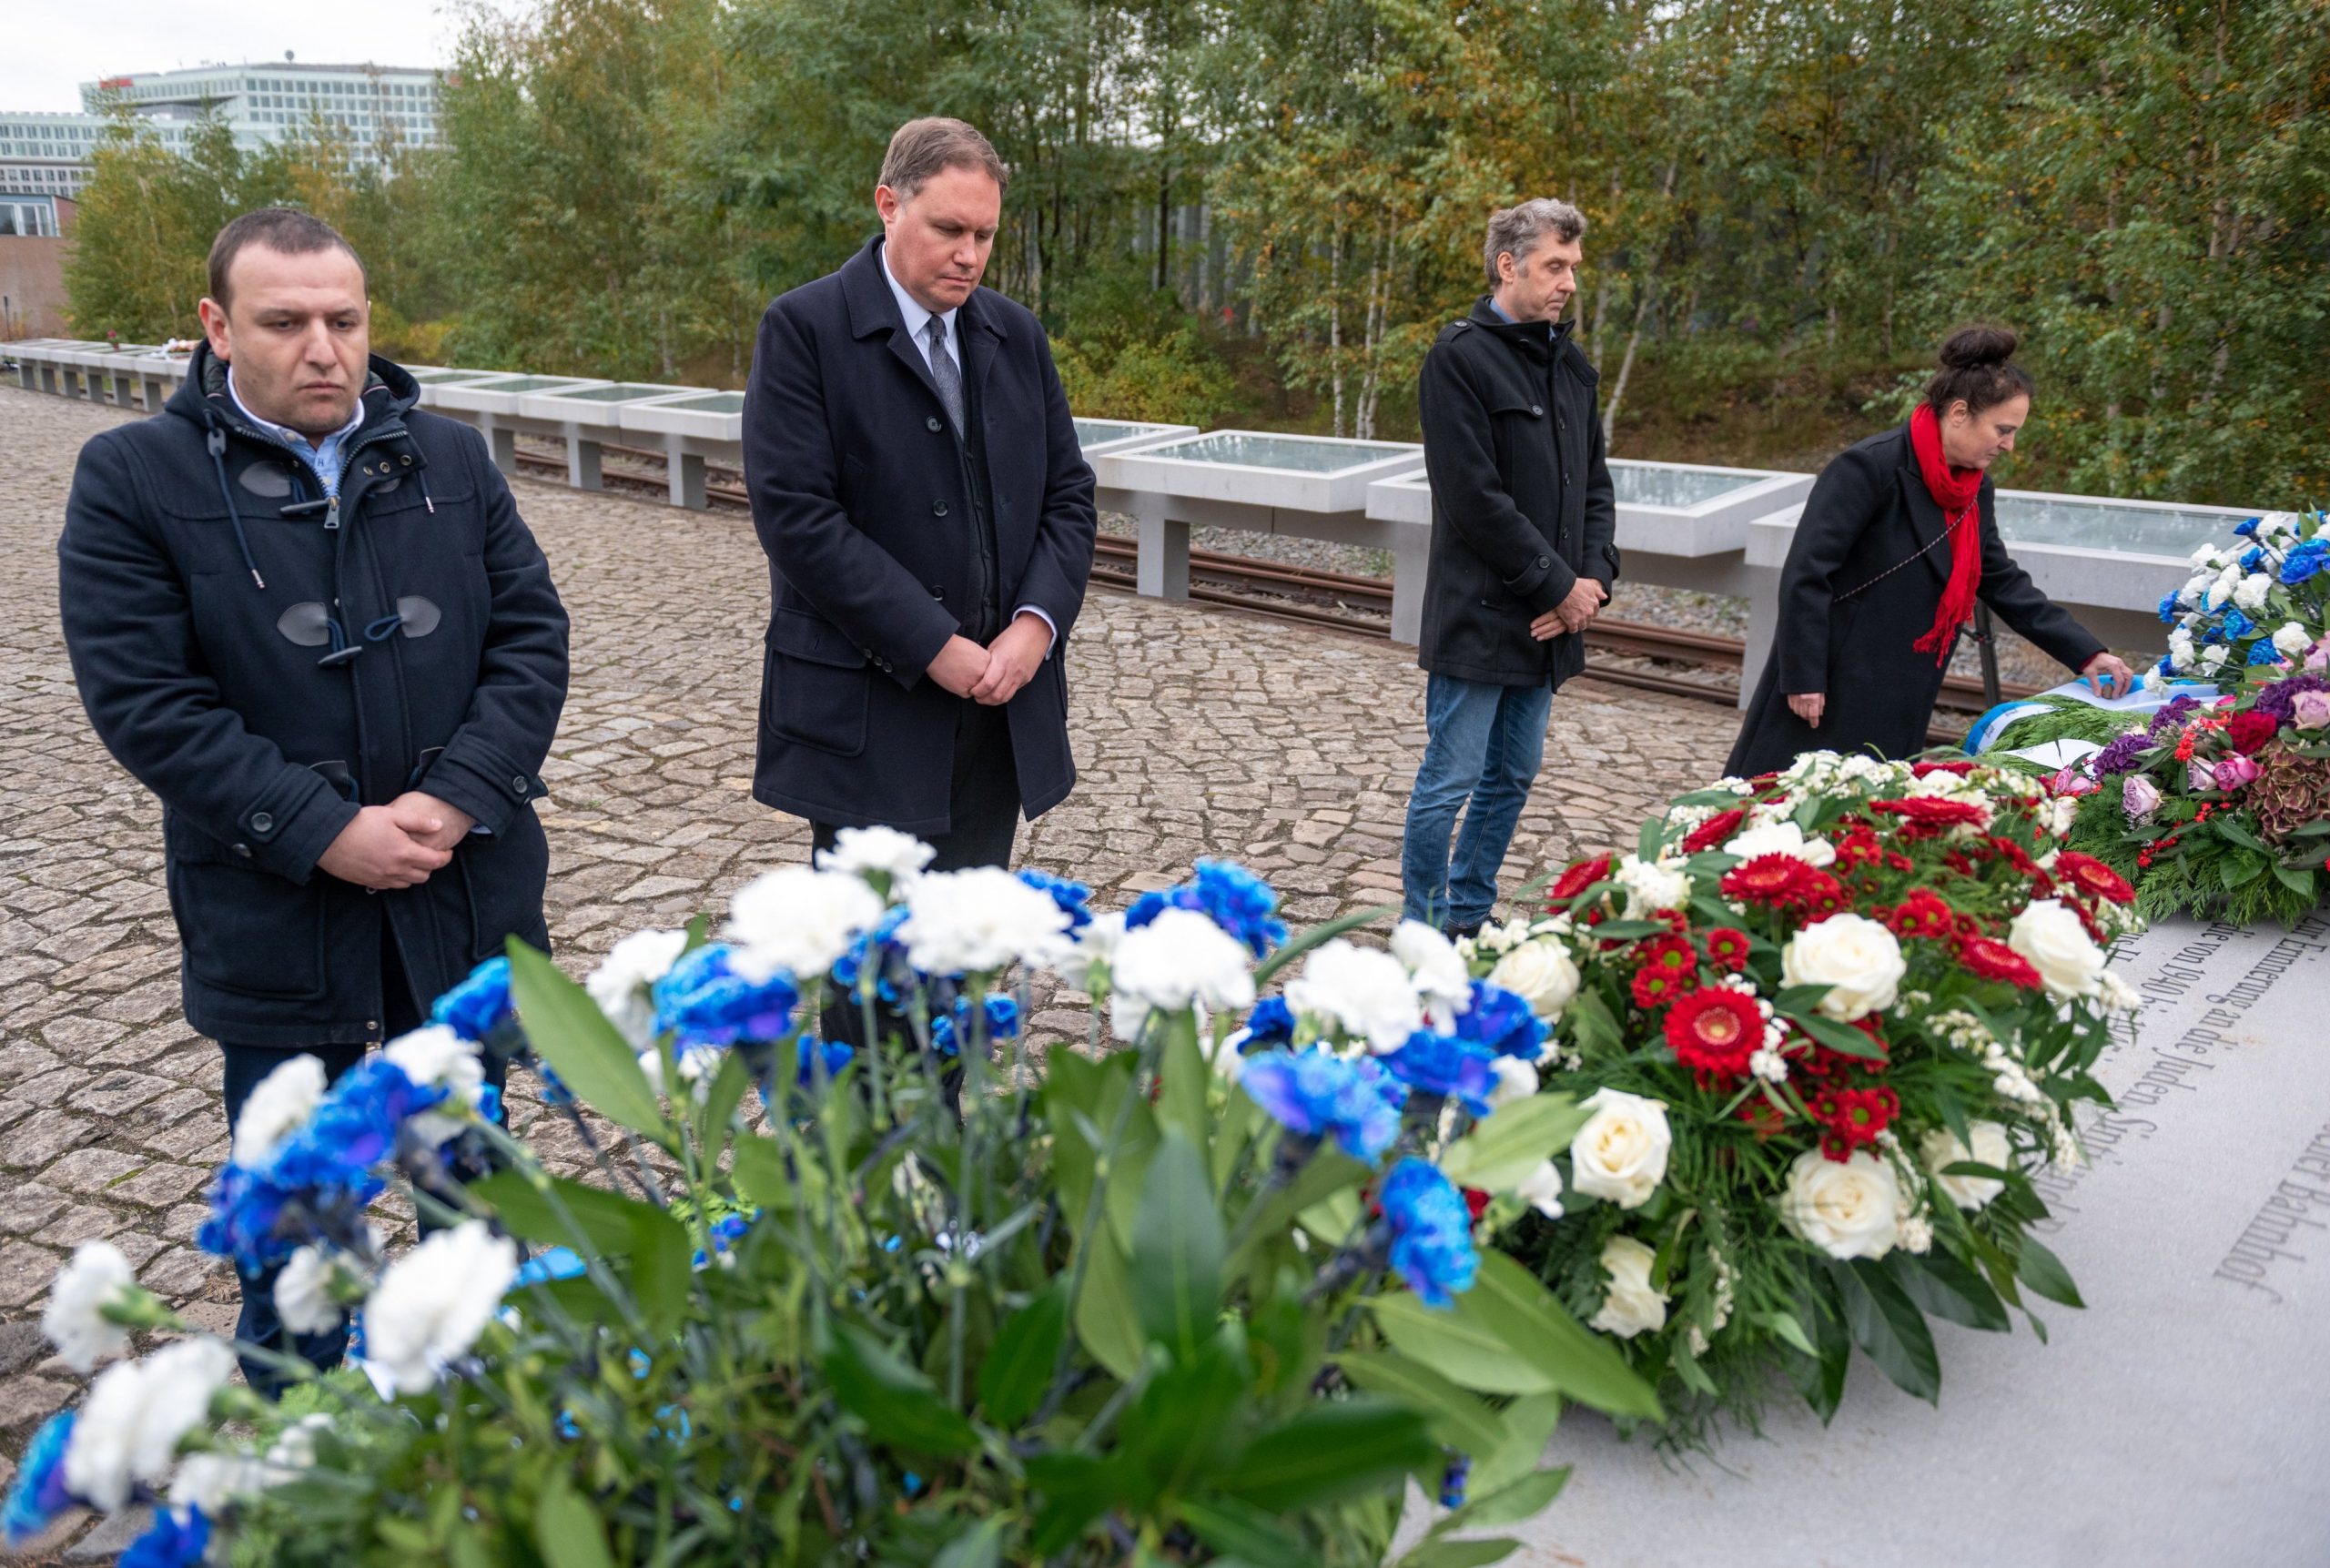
[
  {"x1": 879, "y1": 116, "x2": 1010, "y2": 200},
  {"x1": 1483, "y1": 198, "x2": 1586, "y2": 288}
]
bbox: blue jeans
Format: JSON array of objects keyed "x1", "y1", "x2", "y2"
[{"x1": 1402, "y1": 673, "x2": 1553, "y2": 931}]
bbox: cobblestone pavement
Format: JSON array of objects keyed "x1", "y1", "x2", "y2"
[{"x1": 0, "y1": 382, "x2": 1736, "y2": 1520}]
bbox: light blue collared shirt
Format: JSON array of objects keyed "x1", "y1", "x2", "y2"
[
  {"x1": 1485, "y1": 295, "x2": 1557, "y2": 339},
  {"x1": 227, "y1": 368, "x2": 366, "y2": 497},
  {"x1": 876, "y1": 241, "x2": 1054, "y2": 652}
]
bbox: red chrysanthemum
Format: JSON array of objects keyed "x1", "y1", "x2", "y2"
[
  {"x1": 1683, "y1": 807, "x2": 1748, "y2": 854},
  {"x1": 1871, "y1": 796, "x2": 1991, "y2": 828},
  {"x1": 1795, "y1": 867, "x2": 1850, "y2": 916},
  {"x1": 2227, "y1": 711, "x2": 2279, "y2": 755},
  {"x1": 1735, "y1": 1099, "x2": 1789, "y2": 1139},
  {"x1": 1884, "y1": 850, "x2": 1915, "y2": 873},
  {"x1": 1959, "y1": 936, "x2": 2042, "y2": 988},
  {"x1": 1986, "y1": 835, "x2": 2040, "y2": 875},
  {"x1": 1810, "y1": 1085, "x2": 1899, "y2": 1153},
  {"x1": 2052, "y1": 850, "x2": 2135, "y2": 905},
  {"x1": 1720, "y1": 853, "x2": 1812, "y2": 905},
  {"x1": 1549, "y1": 855, "x2": 1612, "y2": 905},
  {"x1": 1664, "y1": 986, "x2": 1763, "y2": 1077},
  {"x1": 1629, "y1": 936, "x2": 1698, "y2": 1007},
  {"x1": 1834, "y1": 829, "x2": 1883, "y2": 870},
  {"x1": 1887, "y1": 889, "x2": 1955, "y2": 940},
  {"x1": 1705, "y1": 926, "x2": 1751, "y2": 972}
]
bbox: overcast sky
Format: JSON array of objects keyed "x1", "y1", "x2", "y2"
[{"x1": 2, "y1": 1, "x2": 517, "y2": 112}]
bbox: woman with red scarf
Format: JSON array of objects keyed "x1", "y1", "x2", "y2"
[{"x1": 1726, "y1": 326, "x2": 2133, "y2": 777}]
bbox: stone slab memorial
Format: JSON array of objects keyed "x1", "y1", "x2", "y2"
[{"x1": 1490, "y1": 909, "x2": 2330, "y2": 1568}]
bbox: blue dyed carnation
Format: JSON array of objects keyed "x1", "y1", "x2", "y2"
[
  {"x1": 1237, "y1": 996, "x2": 1296, "y2": 1051},
  {"x1": 1379, "y1": 1158, "x2": 1479, "y2": 1308},
  {"x1": 1018, "y1": 869, "x2": 1094, "y2": 933},
  {"x1": 2234, "y1": 516, "x2": 2261, "y2": 538},
  {"x1": 2240, "y1": 545, "x2": 2266, "y2": 573},
  {"x1": 2280, "y1": 539, "x2": 2328, "y2": 586},
  {"x1": 512, "y1": 1245, "x2": 588, "y2": 1289},
  {"x1": 3, "y1": 1411, "x2": 78, "y2": 1546},
  {"x1": 118, "y1": 1506, "x2": 208, "y2": 1568},
  {"x1": 2249, "y1": 639, "x2": 2287, "y2": 665},
  {"x1": 795, "y1": 1034, "x2": 853, "y2": 1086},
  {"x1": 930, "y1": 993, "x2": 1020, "y2": 1056},
  {"x1": 652, "y1": 944, "x2": 799, "y2": 1047},
  {"x1": 431, "y1": 956, "x2": 513, "y2": 1042},
  {"x1": 2157, "y1": 590, "x2": 2181, "y2": 624},
  {"x1": 1129, "y1": 860, "x2": 1287, "y2": 957},
  {"x1": 1438, "y1": 1452, "x2": 1472, "y2": 1510},
  {"x1": 1240, "y1": 1048, "x2": 1403, "y2": 1163},
  {"x1": 1452, "y1": 981, "x2": 1545, "y2": 1060},
  {"x1": 1382, "y1": 1031, "x2": 1501, "y2": 1115},
  {"x1": 2221, "y1": 606, "x2": 2255, "y2": 642},
  {"x1": 832, "y1": 906, "x2": 913, "y2": 1005},
  {"x1": 270, "y1": 1057, "x2": 438, "y2": 1191}
]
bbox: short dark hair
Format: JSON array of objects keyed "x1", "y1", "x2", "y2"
[
  {"x1": 206, "y1": 207, "x2": 368, "y2": 310},
  {"x1": 878, "y1": 116, "x2": 1008, "y2": 200},
  {"x1": 1927, "y1": 324, "x2": 2035, "y2": 417}
]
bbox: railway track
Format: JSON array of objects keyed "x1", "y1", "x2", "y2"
[{"x1": 511, "y1": 439, "x2": 2026, "y2": 725}]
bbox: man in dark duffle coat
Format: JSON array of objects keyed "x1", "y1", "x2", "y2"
[
  {"x1": 56, "y1": 208, "x2": 569, "y2": 1381},
  {"x1": 742, "y1": 116, "x2": 1097, "y2": 873}
]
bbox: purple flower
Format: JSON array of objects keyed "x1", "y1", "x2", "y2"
[
  {"x1": 1241, "y1": 1048, "x2": 1405, "y2": 1162},
  {"x1": 1379, "y1": 1158, "x2": 1479, "y2": 1307},
  {"x1": 2093, "y1": 731, "x2": 2150, "y2": 776},
  {"x1": 2213, "y1": 754, "x2": 2262, "y2": 790},
  {"x1": 2253, "y1": 673, "x2": 2328, "y2": 727},
  {"x1": 2121, "y1": 774, "x2": 2163, "y2": 823}
]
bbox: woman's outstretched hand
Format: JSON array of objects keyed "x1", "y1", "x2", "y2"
[
  {"x1": 1788, "y1": 692, "x2": 1826, "y2": 728},
  {"x1": 2082, "y1": 652, "x2": 2134, "y2": 698}
]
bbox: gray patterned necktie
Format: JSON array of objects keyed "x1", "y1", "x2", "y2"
[{"x1": 925, "y1": 316, "x2": 964, "y2": 437}]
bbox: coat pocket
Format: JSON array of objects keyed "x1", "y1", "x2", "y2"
[
  {"x1": 763, "y1": 607, "x2": 871, "y2": 758},
  {"x1": 455, "y1": 818, "x2": 552, "y2": 966},
  {"x1": 167, "y1": 855, "x2": 329, "y2": 1002}
]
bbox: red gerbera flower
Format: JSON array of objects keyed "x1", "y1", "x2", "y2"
[
  {"x1": 1549, "y1": 854, "x2": 1611, "y2": 905},
  {"x1": 2052, "y1": 850, "x2": 2135, "y2": 905},
  {"x1": 1721, "y1": 853, "x2": 1812, "y2": 905},
  {"x1": 1959, "y1": 936, "x2": 2042, "y2": 988},
  {"x1": 1705, "y1": 926, "x2": 1751, "y2": 971},
  {"x1": 1665, "y1": 986, "x2": 1763, "y2": 1076},
  {"x1": 1683, "y1": 807, "x2": 1748, "y2": 854},
  {"x1": 1871, "y1": 796, "x2": 1991, "y2": 828}
]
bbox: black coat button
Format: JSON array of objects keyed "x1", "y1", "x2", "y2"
[
  {"x1": 1530, "y1": 405, "x2": 1544, "y2": 416},
  {"x1": 1535, "y1": 555, "x2": 1551, "y2": 569},
  {"x1": 249, "y1": 811, "x2": 274, "y2": 834},
  {"x1": 232, "y1": 843, "x2": 252, "y2": 859},
  {"x1": 927, "y1": 416, "x2": 943, "y2": 433},
  {"x1": 933, "y1": 501, "x2": 949, "y2": 517},
  {"x1": 511, "y1": 774, "x2": 529, "y2": 794}
]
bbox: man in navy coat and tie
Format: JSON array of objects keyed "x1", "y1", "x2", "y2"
[{"x1": 743, "y1": 116, "x2": 1097, "y2": 875}]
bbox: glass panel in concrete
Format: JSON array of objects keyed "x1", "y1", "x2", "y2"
[
  {"x1": 618, "y1": 389, "x2": 748, "y2": 440},
  {"x1": 541, "y1": 381, "x2": 694, "y2": 403},
  {"x1": 653, "y1": 392, "x2": 745, "y2": 414},
  {"x1": 1139, "y1": 432, "x2": 1415, "y2": 473},
  {"x1": 407, "y1": 368, "x2": 503, "y2": 385},
  {"x1": 1994, "y1": 494, "x2": 2253, "y2": 558},
  {"x1": 1610, "y1": 463, "x2": 1765, "y2": 510}
]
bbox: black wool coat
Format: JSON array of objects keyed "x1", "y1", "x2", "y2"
[
  {"x1": 1416, "y1": 300, "x2": 1619, "y2": 688},
  {"x1": 58, "y1": 346, "x2": 570, "y2": 1048},
  {"x1": 1727, "y1": 422, "x2": 2104, "y2": 777},
  {"x1": 742, "y1": 238, "x2": 1098, "y2": 835}
]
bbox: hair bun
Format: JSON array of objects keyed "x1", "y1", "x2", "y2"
[{"x1": 1938, "y1": 324, "x2": 2019, "y2": 370}]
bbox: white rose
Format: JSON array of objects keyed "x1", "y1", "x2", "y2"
[
  {"x1": 585, "y1": 928, "x2": 689, "y2": 1048},
  {"x1": 898, "y1": 866, "x2": 1073, "y2": 976},
  {"x1": 1920, "y1": 1122, "x2": 2012, "y2": 1210},
  {"x1": 231, "y1": 1053, "x2": 328, "y2": 1167},
  {"x1": 726, "y1": 865, "x2": 886, "y2": 984},
  {"x1": 1588, "y1": 1235, "x2": 1669, "y2": 1339},
  {"x1": 1283, "y1": 938, "x2": 1423, "y2": 1053},
  {"x1": 2234, "y1": 572, "x2": 2272, "y2": 612},
  {"x1": 1779, "y1": 914, "x2": 1906, "y2": 1022},
  {"x1": 813, "y1": 824, "x2": 936, "y2": 886},
  {"x1": 1570, "y1": 1087, "x2": 1672, "y2": 1209},
  {"x1": 1512, "y1": 1159, "x2": 1565, "y2": 1219},
  {"x1": 1108, "y1": 907, "x2": 1257, "y2": 1037},
  {"x1": 2274, "y1": 622, "x2": 2311, "y2": 659},
  {"x1": 65, "y1": 1338, "x2": 238, "y2": 1511},
  {"x1": 1613, "y1": 854, "x2": 1691, "y2": 918},
  {"x1": 2007, "y1": 898, "x2": 2105, "y2": 999},
  {"x1": 1778, "y1": 1150, "x2": 1903, "y2": 1260},
  {"x1": 1486, "y1": 937, "x2": 1580, "y2": 1025},
  {"x1": 1486, "y1": 1056, "x2": 1539, "y2": 1110},
  {"x1": 1392, "y1": 919, "x2": 1474, "y2": 1014},
  {"x1": 1722, "y1": 819, "x2": 1837, "y2": 867},
  {"x1": 43, "y1": 1240, "x2": 137, "y2": 1372},
  {"x1": 361, "y1": 1220, "x2": 520, "y2": 1396}
]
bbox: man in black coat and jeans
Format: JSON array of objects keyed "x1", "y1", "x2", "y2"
[
  {"x1": 743, "y1": 117, "x2": 1096, "y2": 878},
  {"x1": 1403, "y1": 198, "x2": 1619, "y2": 937},
  {"x1": 57, "y1": 209, "x2": 569, "y2": 1381}
]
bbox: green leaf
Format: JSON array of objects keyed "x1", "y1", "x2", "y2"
[
  {"x1": 506, "y1": 939, "x2": 665, "y2": 1138},
  {"x1": 1470, "y1": 1391, "x2": 1563, "y2": 1494},
  {"x1": 2212, "y1": 813, "x2": 2268, "y2": 852},
  {"x1": 932, "y1": 1515, "x2": 1009, "y2": 1568},
  {"x1": 1370, "y1": 1291, "x2": 1556, "y2": 1397},
  {"x1": 1438, "y1": 1465, "x2": 1569, "y2": 1531},
  {"x1": 1462, "y1": 1252, "x2": 1663, "y2": 1421},
  {"x1": 1157, "y1": 1011, "x2": 1211, "y2": 1154},
  {"x1": 1755, "y1": 1310, "x2": 1818, "y2": 1358},
  {"x1": 1784, "y1": 1275, "x2": 1850, "y2": 1423},
  {"x1": 1786, "y1": 1010, "x2": 1887, "y2": 1060},
  {"x1": 2220, "y1": 849, "x2": 2267, "y2": 890},
  {"x1": 1835, "y1": 1259, "x2": 1940, "y2": 1405},
  {"x1": 1073, "y1": 1230, "x2": 1146, "y2": 1382},
  {"x1": 2016, "y1": 1235, "x2": 2086, "y2": 1308},
  {"x1": 1336, "y1": 1349, "x2": 1505, "y2": 1455},
  {"x1": 978, "y1": 1278, "x2": 1069, "y2": 1430},
  {"x1": 1439, "y1": 1095, "x2": 1589, "y2": 1190},
  {"x1": 533, "y1": 1471, "x2": 615, "y2": 1568},
  {"x1": 694, "y1": 1049, "x2": 752, "y2": 1155},
  {"x1": 1180, "y1": 1496, "x2": 1321, "y2": 1568},
  {"x1": 1564, "y1": 988, "x2": 1624, "y2": 1055},
  {"x1": 1026, "y1": 1452, "x2": 1119, "y2": 1556},
  {"x1": 2273, "y1": 860, "x2": 2318, "y2": 895},
  {"x1": 730, "y1": 1133, "x2": 824, "y2": 1212},
  {"x1": 1399, "y1": 1541, "x2": 1523, "y2": 1568},
  {"x1": 822, "y1": 1320, "x2": 979, "y2": 1458},
  {"x1": 1254, "y1": 903, "x2": 1398, "y2": 986},
  {"x1": 1581, "y1": 918, "x2": 1669, "y2": 940},
  {"x1": 1891, "y1": 1249, "x2": 2011, "y2": 1333},
  {"x1": 471, "y1": 1169, "x2": 669, "y2": 1258},
  {"x1": 1132, "y1": 1128, "x2": 1225, "y2": 1356},
  {"x1": 1227, "y1": 1148, "x2": 1369, "y2": 1280},
  {"x1": 1221, "y1": 1399, "x2": 1438, "y2": 1512},
  {"x1": 629, "y1": 1207, "x2": 694, "y2": 1338}
]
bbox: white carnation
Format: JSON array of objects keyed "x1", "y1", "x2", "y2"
[
  {"x1": 726, "y1": 865, "x2": 885, "y2": 985},
  {"x1": 2234, "y1": 572, "x2": 2273, "y2": 612},
  {"x1": 360, "y1": 1219, "x2": 520, "y2": 1397},
  {"x1": 1778, "y1": 1150, "x2": 1902, "y2": 1259},
  {"x1": 65, "y1": 1337, "x2": 238, "y2": 1511},
  {"x1": 43, "y1": 1240, "x2": 137, "y2": 1373},
  {"x1": 2008, "y1": 898, "x2": 2105, "y2": 999},
  {"x1": 898, "y1": 867, "x2": 1073, "y2": 976},
  {"x1": 1613, "y1": 853, "x2": 1691, "y2": 918},
  {"x1": 1921, "y1": 1121, "x2": 2012, "y2": 1210},
  {"x1": 1721, "y1": 819, "x2": 1836, "y2": 866},
  {"x1": 1512, "y1": 1159, "x2": 1565, "y2": 1219},
  {"x1": 172, "y1": 1451, "x2": 291, "y2": 1513},
  {"x1": 1486, "y1": 1056, "x2": 1539, "y2": 1110},
  {"x1": 2274, "y1": 622, "x2": 2312, "y2": 659},
  {"x1": 813, "y1": 824, "x2": 936, "y2": 886},
  {"x1": 2201, "y1": 642, "x2": 2231, "y2": 673},
  {"x1": 1588, "y1": 1235, "x2": 1669, "y2": 1339},
  {"x1": 1282, "y1": 938, "x2": 1423, "y2": 1053},
  {"x1": 273, "y1": 1244, "x2": 347, "y2": 1336},
  {"x1": 585, "y1": 927, "x2": 689, "y2": 1048},
  {"x1": 1780, "y1": 913, "x2": 1905, "y2": 1021},
  {"x1": 1108, "y1": 907, "x2": 1257, "y2": 1037},
  {"x1": 1570, "y1": 1087, "x2": 1671, "y2": 1209},
  {"x1": 231, "y1": 1053, "x2": 327, "y2": 1167},
  {"x1": 638, "y1": 1043, "x2": 725, "y2": 1102},
  {"x1": 382, "y1": 1025, "x2": 487, "y2": 1147},
  {"x1": 1486, "y1": 937, "x2": 1580, "y2": 1027},
  {"x1": 2255, "y1": 511, "x2": 2302, "y2": 540},
  {"x1": 1052, "y1": 910, "x2": 1124, "y2": 993},
  {"x1": 1392, "y1": 920, "x2": 1473, "y2": 1014}
]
